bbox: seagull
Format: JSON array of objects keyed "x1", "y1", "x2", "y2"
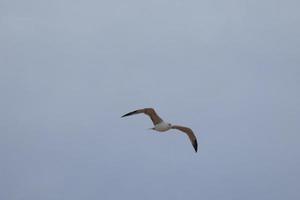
[{"x1": 121, "y1": 108, "x2": 198, "y2": 152}]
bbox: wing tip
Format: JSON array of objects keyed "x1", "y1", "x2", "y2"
[
  {"x1": 193, "y1": 139, "x2": 198, "y2": 153},
  {"x1": 121, "y1": 110, "x2": 137, "y2": 118}
]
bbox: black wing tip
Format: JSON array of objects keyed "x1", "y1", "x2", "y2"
[
  {"x1": 121, "y1": 110, "x2": 137, "y2": 118},
  {"x1": 193, "y1": 139, "x2": 198, "y2": 153}
]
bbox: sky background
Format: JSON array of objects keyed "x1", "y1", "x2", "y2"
[{"x1": 1, "y1": 0, "x2": 300, "y2": 199}]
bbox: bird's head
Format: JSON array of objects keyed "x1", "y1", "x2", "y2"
[{"x1": 168, "y1": 123, "x2": 172, "y2": 128}]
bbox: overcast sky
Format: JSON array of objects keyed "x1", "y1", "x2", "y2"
[{"x1": 1, "y1": 0, "x2": 300, "y2": 199}]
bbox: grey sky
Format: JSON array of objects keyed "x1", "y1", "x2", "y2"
[{"x1": 1, "y1": 0, "x2": 300, "y2": 199}]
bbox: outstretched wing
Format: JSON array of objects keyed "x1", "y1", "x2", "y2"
[
  {"x1": 171, "y1": 125, "x2": 198, "y2": 152},
  {"x1": 121, "y1": 108, "x2": 163, "y2": 125}
]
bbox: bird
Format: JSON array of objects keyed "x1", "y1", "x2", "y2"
[{"x1": 121, "y1": 108, "x2": 198, "y2": 152}]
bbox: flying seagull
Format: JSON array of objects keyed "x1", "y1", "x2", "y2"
[{"x1": 121, "y1": 108, "x2": 198, "y2": 152}]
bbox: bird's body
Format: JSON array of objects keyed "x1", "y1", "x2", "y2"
[
  {"x1": 152, "y1": 121, "x2": 171, "y2": 132},
  {"x1": 121, "y1": 108, "x2": 198, "y2": 152}
]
